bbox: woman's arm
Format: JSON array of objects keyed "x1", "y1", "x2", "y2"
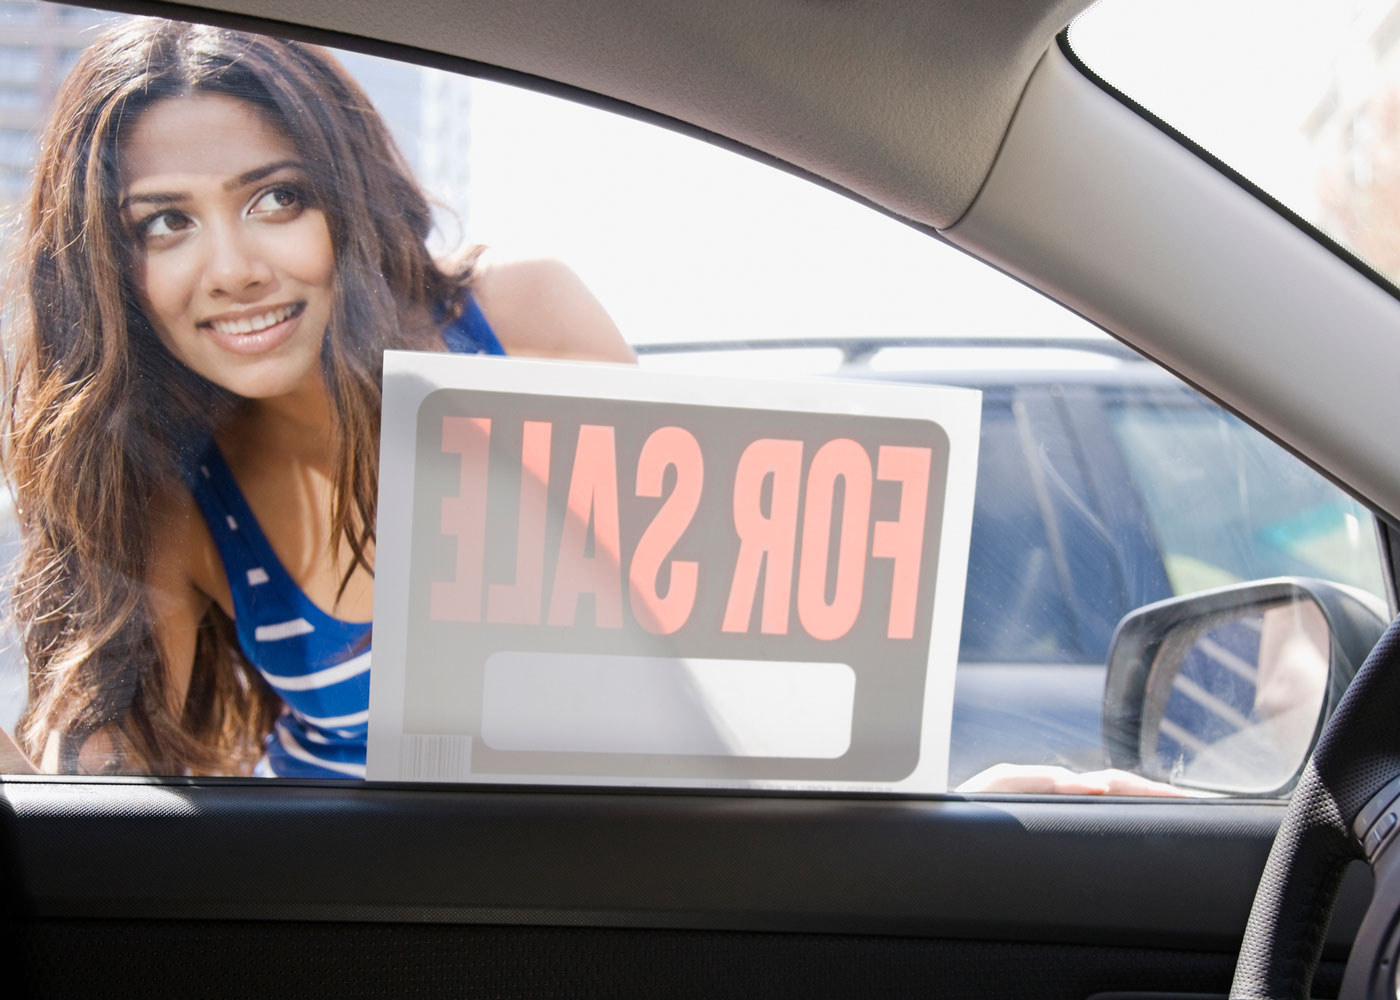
[
  {"x1": 146, "y1": 488, "x2": 223, "y2": 721},
  {"x1": 472, "y1": 257, "x2": 636, "y2": 363},
  {"x1": 33, "y1": 489, "x2": 219, "y2": 774}
]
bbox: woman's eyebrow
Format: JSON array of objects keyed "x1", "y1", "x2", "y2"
[
  {"x1": 224, "y1": 159, "x2": 303, "y2": 191},
  {"x1": 119, "y1": 160, "x2": 306, "y2": 211},
  {"x1": 120, "y1": 190, "x2": 184, "y2": 211}
]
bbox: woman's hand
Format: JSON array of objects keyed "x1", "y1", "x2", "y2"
[{"x1": 956, "y1": 763, "x2": 1187, "y2": 797}]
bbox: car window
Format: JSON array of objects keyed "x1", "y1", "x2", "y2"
[
  {"x1": 959, "y1": 395, "x2": 1081, "y2": 665},
  {"x1": 1107, "y1": 397, "x2": 1385, "y2": 598},
  {"x1": 0, "y1": 0, "x2": 1388, "y2": 796},
  {"x1": 1070, "y1": 0, "x2": 1400, "y2": 294}
]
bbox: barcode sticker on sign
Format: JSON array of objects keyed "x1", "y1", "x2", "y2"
[{"x1": 400, "y1": 735, "x2": 473, "y2": 781}]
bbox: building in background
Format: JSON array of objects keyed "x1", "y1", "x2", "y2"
[
  {"x1": 0, "y1": 1, "x2": 111, "y2": 207},
  {"x1": 335, "y1": 48, "x2": 475, "y2": 250},
  {"x1": 1303, "y1": 0, "x2": 1400, "y2": 284},
  {"x1": 0, "y1": 0, "x2": 474, "y2": 238},
  {"x1": 419, "y1": 69, "x2": 475, "y2": 253}
]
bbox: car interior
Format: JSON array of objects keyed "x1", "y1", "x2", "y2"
[{"x1": 5, "y1": 0, "x2": 1400, "y2": 997}]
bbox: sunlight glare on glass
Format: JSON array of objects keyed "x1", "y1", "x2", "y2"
[
  {"x1": 1072, "y1": 0, "x2": 1400, "y2": 287},
  {"x1": 460, "y1": 78, "x2": 1100, "y2": 346}
]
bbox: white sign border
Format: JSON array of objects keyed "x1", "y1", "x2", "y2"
[{"x1": 369, "y1": 351, "x2": 981, "y2": 792}]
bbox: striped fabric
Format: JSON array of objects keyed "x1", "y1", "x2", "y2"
[{"x1": 185, "y1": 296, "x2": 505, "y2": 778}]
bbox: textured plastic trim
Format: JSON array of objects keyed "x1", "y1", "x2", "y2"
[{"x1": 0, "y1": 780, "x2": 1370, "y2": 956}]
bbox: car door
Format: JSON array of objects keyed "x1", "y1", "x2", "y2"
[
  {"x1": 951, "y1": 382, "x2": 1119, "y2": 782},
  {"x1": 1, "y1": 1, "x2": 1395, "y2": 997}
]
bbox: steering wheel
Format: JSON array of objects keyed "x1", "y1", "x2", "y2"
[{"x1": 1231, "y1": 614, "x2": 1400, "y2": 1000}]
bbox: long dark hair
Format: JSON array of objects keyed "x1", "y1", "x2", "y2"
[{"x1": 5, "y1": 18, "x2": 476, "y2": 773}]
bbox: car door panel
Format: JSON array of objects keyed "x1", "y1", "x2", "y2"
[
  {"x1": 0, "y1": 782, "x2": 1369, "y2": 997},
  {"x1": 11, "y1": 921, "x2": 1298, "y2": 1000}
]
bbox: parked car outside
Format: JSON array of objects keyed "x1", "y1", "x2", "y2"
[{"x1": 640, "y1": 335, "x2": 1386, "y2": 784}]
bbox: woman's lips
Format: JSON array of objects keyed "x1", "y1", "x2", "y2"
[{"x1": 200, "y1": 301, "x2": 306, "y2": 355}]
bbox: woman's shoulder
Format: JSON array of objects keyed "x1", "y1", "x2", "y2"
[{"x1": 470, "y1": 256, "x2": 635, "y2": 364}]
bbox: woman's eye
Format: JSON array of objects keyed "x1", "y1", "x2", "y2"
[
  {"x1": 249, "y1": 186, "x2": 303, "y2": 217},
  {"x1": 140, "y1": 211, "x2": 193, "y2": 239}
]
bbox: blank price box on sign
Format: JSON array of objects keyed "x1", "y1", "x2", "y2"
[{"x1": 369, "y1": 352, "x2": 980, "y2": 792}]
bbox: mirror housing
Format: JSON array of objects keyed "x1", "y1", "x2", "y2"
[{"x1": 1102, "y1": 578, "x2": 1387, "y2": 796}]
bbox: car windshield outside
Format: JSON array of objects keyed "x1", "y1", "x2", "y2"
[
  {"x1": 0, "y1": 0, "x2": 1387, "y2": 793},
  {"x1": 1071, "y1": 0, "x2": 1400, "y2": 296}
]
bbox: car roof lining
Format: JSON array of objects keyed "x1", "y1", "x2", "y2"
[{"x1": 144, "y1": 0, "x2": 1093, "y2": 230}]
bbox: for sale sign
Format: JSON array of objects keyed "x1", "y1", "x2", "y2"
[{"x1": 368, "y1": 352, "x2": 980, "y2": 791}]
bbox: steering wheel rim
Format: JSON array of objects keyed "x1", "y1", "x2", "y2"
[{"x1": 1230, "y1": 613, "x2": 1400, "y2": 1000}]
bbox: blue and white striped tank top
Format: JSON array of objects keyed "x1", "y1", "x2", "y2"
[{"x1": 186, "y1": 297, "x2": 505, "y2": 778}]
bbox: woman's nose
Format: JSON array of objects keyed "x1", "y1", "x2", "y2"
[{"x1": 201, "y1": 223, "x2": 274, "y2": 297}]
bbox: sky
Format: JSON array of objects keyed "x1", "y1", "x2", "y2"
[
  {"x1": 459, "y1": 79, "x2": 1094, "y2": 349},
  {"x1": 1071, "y1": 0, "x2": 1367, "y2": 216}
]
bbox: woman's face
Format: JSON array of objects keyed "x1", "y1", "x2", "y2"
[{"x1": 119, "y1": 93, "x2": 335, "y2": 402}]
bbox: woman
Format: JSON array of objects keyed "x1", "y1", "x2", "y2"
[{"x1": 2, "y1": 18, "x2": 630, "y2": 776}]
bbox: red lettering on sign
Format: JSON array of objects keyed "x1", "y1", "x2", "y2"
[
  {"x1": 797, "y1": 438, "x2": 872, "y2": 641},
  {"x1": 430, "y1": 416, "x2": 491, "y2": 622},
  {"x1": 429, "y1": 410, "x2": 933, "y2": 642},
  {"x1": 485, "y1": 420, "x2": 552, "y2": 625},
  {"x1": 630, "y1": 426, "x2": 703, "y2": 634},
  {"x1": 722, "y1": 438, "x2": 803, "y2": 635},
  {"x1": 872, "y1": 445, "x2": 932, "y2": 639},
  {"x1": 547, "y1": 424, "x2": 624, "y2": 628}
]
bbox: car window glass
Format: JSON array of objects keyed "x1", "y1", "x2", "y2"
[
  {"x1": 959, "y1": 398, "x2": 1079, "y2": 665},
  {"x1": 1107, "y1": 399, "x2": 1385, "y2": 598},
  {"x1": 0, "y1": 1, "x2": 1387, "y2": 797},
  {"x1": 1070, "y1": 0, "x2": 1400, "y2": 292}
]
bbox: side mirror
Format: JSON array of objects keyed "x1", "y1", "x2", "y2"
[{"x1": 1102, "y1": 578, "x2": 1387, "y2": 796}]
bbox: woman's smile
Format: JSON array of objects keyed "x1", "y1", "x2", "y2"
[
  {"x1": 119, "y1": 94, "x2": 335, "y2": 401},
  {"x1": 200, "y1": 301, "x2": 308, "y2": 355}
]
